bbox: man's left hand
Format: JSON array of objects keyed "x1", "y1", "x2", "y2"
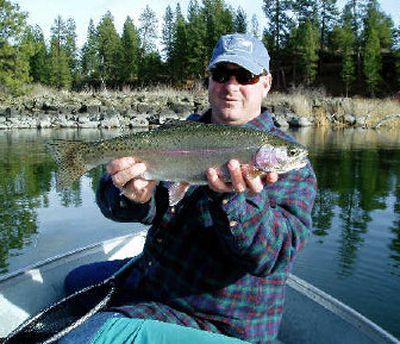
[{"x1": 206, "y1": 159, "x2": 278, "y2": 194}]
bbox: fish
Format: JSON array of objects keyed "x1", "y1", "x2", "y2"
[{"x1": 46, "y1": 121, "x2": 308, "y2": 205}]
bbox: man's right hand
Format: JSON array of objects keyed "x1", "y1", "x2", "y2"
[{"x1": 107, "y1": 157, "x2": 156, "y2": 204}]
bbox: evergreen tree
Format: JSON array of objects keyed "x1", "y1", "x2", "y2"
[
  {"x1": 96, "y1": 11, "x2": 123, "y2": 87},
  {"x1": 292, "y1": 0, "x2": 319, "y2": 24},
  {"x1": 346, "y1": 0, "x2": 367, "y2": 86},
  {"x1": 121, "y1": 16, "x2": 140, "y2": 85},
  {"x1": 202, "y1": 0, "x2": 234, "y2": 59},
  {"x1": 395, "y1": 25, "x2": 400, "y2": 88},
  {"x1": 139, "y1": 5, "x2": 158, "y2": 55},
  {"x1": 170, "y1": 5, "x2": 189, "y2": 83},
  {"x1": 24, "y1": 25, "x2": 48, "y2": 84},
  {"x1": 295, "y1": 19, "x2": 320, "y2": 85},
  {"x1": 362, "y1": 0, "x2": 393, "y2": 96},
  {"x1": 81, "y1": 19, "x2": 101, "y2": 86},
  {"x1": 48, "y1": 16, "x2": 72, "y2": 89},
  {"x1": 139, "y1": 51, "x2": 164, "y2": 84},
  {"x1": 250, "y1": 14, "x2": 260, "y2": 38},
  {"x1": 186, "y1": 0, "x2": 208, "y2": 79},
  {"x1": 332, "y1": 5, "x2": 356, "y2": 96},
  {"x1": 0, "y1": 0, "x2": 31, "y2": 94},
  {"x1": 234, "y1": 7, "x2": 247, "y2": 33},
  {"x1": 65, "y1": 18, "x2": 78, "y2": 84},
  {"x1": 363, "y1": 27, "x2": 381, "y2": 96},
  {"x1": 162, "y1": 5, "x2": 175, "y2": 63},
  {"x1": 317, "y1": 0, "x2": 338, "y2": 52},
  {"x1": 262, "y1": 0, "x2": 293, "y2": 89}
]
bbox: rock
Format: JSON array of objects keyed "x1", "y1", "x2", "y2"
[
  {"x1": 344, "y1": 114, "x2": 356, "y2": 126},
  {"x1": 273, "y1": 115, "x2": 289, "y2": 128},
  {"x1": 159, "y1": 110, "x2": 180, "y2": 124},
  {"x1": 37, "y1": 115, "x2": 52, "y2": 128},
  {"x1": 100, "y1": 116, "x2": 120, "y2": 128},
  {"x1": 355, "y1": 116, "x2": 368, "y2": 128},
  {"x1": 289, "y1": 116, "x2": 313, "y2": 127},
  {"x1": 129, "y1": 116, "x2": 149, "y2": 128}
]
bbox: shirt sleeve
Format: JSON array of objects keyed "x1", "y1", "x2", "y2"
[
  {"x1": 96, "y1": 173, "x2": 156, "y2": 225},
  {"x1": 207, "y1": 162, "x2": 317, "y2": 277}
]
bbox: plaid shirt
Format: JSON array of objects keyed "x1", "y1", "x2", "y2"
[{"x1": 97, "y1": 110, "x2": 317, "y2": 343}]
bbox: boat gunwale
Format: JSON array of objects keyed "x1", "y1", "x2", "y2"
[{"x1": 287, "y1": 274, "x2": 400, "y2": 344}]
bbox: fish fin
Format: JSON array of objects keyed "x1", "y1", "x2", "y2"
[
  {"x1": 168, "y1": 182, "x2": 190, "y2": 206},
  {"x1": 246, "y1": 167, "x2": 264, "y2": 179},
  {"x1": 45, "y1": 140, "x2": 89, "y2": 191}
]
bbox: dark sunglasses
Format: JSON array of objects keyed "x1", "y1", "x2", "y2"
[{"x1": 210, "y1": 66, "x2": 263, "y2": 85}]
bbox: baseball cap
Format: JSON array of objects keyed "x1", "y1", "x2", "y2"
[{"x1": 207, "y1": 33, "x2": 270, "y2": 75}]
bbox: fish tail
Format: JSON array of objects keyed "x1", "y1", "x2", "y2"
[{"x1": 46, "y1": 139, "x2": 90, "y2": 191}]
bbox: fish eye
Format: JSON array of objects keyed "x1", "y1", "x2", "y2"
[{"x1": 288, "y1": 149, "x2": 297, "y2": 157}]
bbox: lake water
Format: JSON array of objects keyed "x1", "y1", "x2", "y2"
[{"x1": 0, "y1": 127, "x2": 399, "y2": 339}]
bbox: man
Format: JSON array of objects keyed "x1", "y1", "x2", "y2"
[{"x1": 63, "y1": 33, "x2": 317, "y2": 343}]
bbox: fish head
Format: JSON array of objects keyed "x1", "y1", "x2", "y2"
[{"x1": 254, "y1": 142, "x2": 308, "y2": 174}]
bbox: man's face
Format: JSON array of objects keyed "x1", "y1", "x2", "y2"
[{"x1": 208, "y1": 63, "x2": 271, "y2": 126}]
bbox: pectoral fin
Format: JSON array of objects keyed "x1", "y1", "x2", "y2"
[{"x1": 168, "y1": 182, "x2": 190, "y2": 206}]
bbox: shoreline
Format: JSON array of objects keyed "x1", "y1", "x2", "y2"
[{"x1": 1, "y1": 88, "x2": 399, "y2": 130}]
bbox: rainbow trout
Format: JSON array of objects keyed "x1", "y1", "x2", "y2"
[{"x1": 46, "y1": 122, "x2": 308, "y2": 205}]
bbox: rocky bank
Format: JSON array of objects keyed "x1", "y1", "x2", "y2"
[{"x1": 0, "y1": 90, "x2": 396, "y2": 130}]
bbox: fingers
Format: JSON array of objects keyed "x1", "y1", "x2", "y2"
[
  {"x1": 122, "y1": 179, "x2": 157, "y2": 203},
  {"x1": 207, "y1": 160, "x2": 279, "y2": 194},
  {"x1": 111, "y1": 162, "x2": 147, "y2": 189},
  {"x1": 106, "y1": 157, "x2": 137, "y2": 175},
  {"x1": 106, "y1": 157, "x2": 155, "y2": 204}
]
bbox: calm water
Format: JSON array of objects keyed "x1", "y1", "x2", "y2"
[{"x1": 0, "y1": 127, "x2": 399, "y2": 338}]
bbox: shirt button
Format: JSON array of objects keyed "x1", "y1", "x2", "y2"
[
  {"x1": 170, "y1": 207, "x2": 176, "y2": 213},
  {"x1": 229, "y1": 220, "x2": 238, "y2": 227},
  {"x1": 156, "y1": 238, "x2": 163, "y2": 244},
  {"x1": 222, "y1": 199, "x2": 229, "y2": 205},
  {"x1": 148, "y1": 261, "x2": 153, "y2": 267}
]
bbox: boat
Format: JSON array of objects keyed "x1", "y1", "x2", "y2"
[{"x1": 0, "y1": 230, "x2": 399, "y2": 344}]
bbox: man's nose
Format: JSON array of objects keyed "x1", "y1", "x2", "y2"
[{"x1": 224, "y1": 75, "x2": 240, "y2": 87}]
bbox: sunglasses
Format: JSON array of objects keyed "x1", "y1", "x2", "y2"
[{"x1": 210, "y1": 66, "x2": 263, "y2": 85}]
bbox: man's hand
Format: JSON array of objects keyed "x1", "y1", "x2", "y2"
[
  {"x1": 206, "y1": 159, "x2": 278, "y2": 194},
  {"x1": 107, "y1": 157, "x2": 156, "y2": 204}
]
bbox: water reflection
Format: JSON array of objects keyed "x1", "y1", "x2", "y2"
[
  {"x1": 0, "y1": 127, "x2": 399, "y2": 337},
  {"x1": 0, "y1": 129, "x2": 128, "y2": 273}
]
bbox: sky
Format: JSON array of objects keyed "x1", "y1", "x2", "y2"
[{"x1": 13, "y1": 0, "x2": 400, "y2": 48}]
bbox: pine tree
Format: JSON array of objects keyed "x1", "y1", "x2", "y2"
[
  {"x1": 170, "y1": 5, "x2": 189, "y2": 83},
  {"x1": 162, "y1": 5, "x2": 175, "y2": 64},
  {"x1": 332, "y1": 5, "x2": 356, "y2": 96},
  {"x1": 202, "y1": 0, "x2": 234, "y2": 59},
  {"x1": 395, "y1": 25, "x2": 400, "y2": 88},
  {"x1": 48, "y1": 16, "x2": 72, "y2": 89},
  {"x1": 0, "y1": 0, "x2": 31, "y2": 94},
  {"x1": 81, "y1": 19, "x2": 101, "y2": 86},
  {"x1": 65, "y1": 18, "x2": 78, "y2": 85},
  {"x1": 262, "y1": 0, "x2": 293, "y2": 89},
  {"x1": 139, "y1": 5, "x2": 158, "y2": 55},
  {"x1": 121, "y1": 16, "x2": 140, "y2": 85},
  {"x1": 24, "y1": 25, "x2": 48, "y2": 84},
  {"x1": 363, "y1": 27, "x2": 381, "y2": 96},
  {"x1": 250, "y1": 15, "x2": 260, "y2": 38},
  {"x1": 186, "y1": 0, "x2": 207, "y2": 79},
  {"x1": 317, "y1": 0, "x2": 338, "y2": 52},
  {"x1": 96, "y1": 11, "x2": 123, "y2": 87},
  {"x1": 292, "y1": 0, "x2": 319, "y2": 24},
  {"x1": 295, "y1": 19, "x2": 320, "y2": 85},
  {"x1": 362, "y1": 0, "x2": 393, "y2": 96},
  {"x1": 234, "y1": 7, "x2": 247, "y2": 33}
]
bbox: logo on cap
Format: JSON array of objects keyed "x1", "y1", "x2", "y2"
[{"x1": 223, "y1": 36, "x2": 253, "y2": 54}]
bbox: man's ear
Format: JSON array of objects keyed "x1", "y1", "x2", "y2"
[{"x1": 262, "y1": 74, "x2": 272, "y2": 97}]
